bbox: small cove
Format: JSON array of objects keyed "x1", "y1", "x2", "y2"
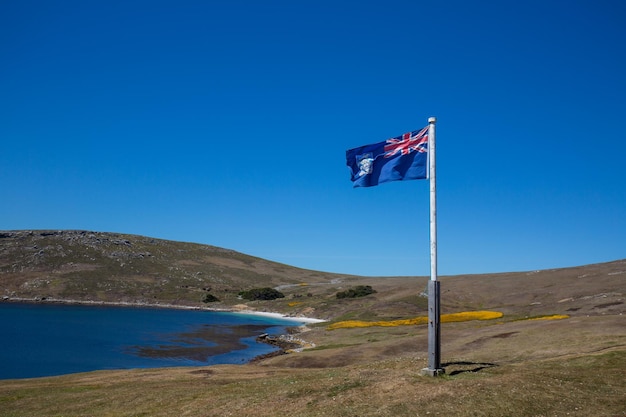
[{"x1": 0, "y1": 302, "x2": 305, "y2": 379}]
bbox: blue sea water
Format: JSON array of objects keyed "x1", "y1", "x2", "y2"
[{"x1": 0, "y1": 302, "x2": 303, "y2": 380}]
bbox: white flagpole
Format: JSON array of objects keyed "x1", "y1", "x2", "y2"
[
  {"x1": 422, "y1": 116, "x2": 444, "y2": 376},
  {"x1": 429, "y1": 117, "x2": 437, "y2": 284}
]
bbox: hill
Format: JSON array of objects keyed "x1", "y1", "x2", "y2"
[
  {"x1": 1, "y1": 229, "x2": 624, "y2": 321},
  {"x1": 0, "y1": 230, "x2": 624, "y2": 416},
  {"x1": 0, "y1": 230, "x2": 357, "y2": 317}
]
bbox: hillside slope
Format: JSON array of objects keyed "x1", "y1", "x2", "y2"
[
  {"x1": 2, "y1": 230, "x2": 624, "y2": 323},
  {"x1": 0, "y1": 230, "x2": 355, "y2": 312}
]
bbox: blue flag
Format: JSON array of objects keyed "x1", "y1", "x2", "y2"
[{"x1": 346, "y1": 126, "x2": 429, "y2": 187}]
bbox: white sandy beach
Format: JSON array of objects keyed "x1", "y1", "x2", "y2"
[{"x1": 3, "y1": 297, "x2": 326, "y2": 324}]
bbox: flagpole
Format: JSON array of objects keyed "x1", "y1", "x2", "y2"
[{"x1": 422, "y1": 116, "x2": 444, "y2": 376}]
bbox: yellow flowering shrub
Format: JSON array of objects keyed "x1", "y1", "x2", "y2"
[
  {"x1": 526, "y1": 314, "x2": 569, "y2": 321},
  {"x1": 442, "y1": 311, "x2": 503, "y2": 322},
  {"x1": 327, "y1": 310, "x2": 503, "y2": 330},
  {"x1": 288, "y1": 301, "x2": 303, "y2": 307}
]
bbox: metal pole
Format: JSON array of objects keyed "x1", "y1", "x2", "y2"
[
  {"x1": 422, "y1": 116, "x2": 444, "y2": 376},
  {"x1": 429, "y1": 117, "x2": 437, "y2": 284}
]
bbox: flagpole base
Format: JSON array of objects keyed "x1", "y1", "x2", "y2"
[{"x1": 420, "y1": 367, "x2": 445, "y2": 377}]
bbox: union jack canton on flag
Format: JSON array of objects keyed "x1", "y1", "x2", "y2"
[{"x1": 346, "y1": 126, "x2": 429, "y2": 188}]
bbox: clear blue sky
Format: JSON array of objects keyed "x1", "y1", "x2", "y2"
[{"x1": 2, "y1": 0, "x2": 625, "y2": 277}]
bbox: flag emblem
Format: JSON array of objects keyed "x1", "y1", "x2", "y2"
[{"x1": 357, "y1": 153, "x2": 374, "y2": 177}]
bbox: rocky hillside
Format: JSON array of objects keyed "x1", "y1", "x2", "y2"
[{"x1": 0, "y1": 230, "x2": 354, "y2": 311}]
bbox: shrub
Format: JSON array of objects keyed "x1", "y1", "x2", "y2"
[
  {"x1": 202, "y1": 293, "x2": 220, "y2": 303},
  {"x1": 327, "y1": 310, "x2": 504, "y2": 330},
  {"x1": 238, "y1": 287, "x2": 285, "y2": 301},
  {"x1": 336, "y1": 285, "x2": 376, "y2": 299}
]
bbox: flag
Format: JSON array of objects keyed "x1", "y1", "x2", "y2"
[{"x1": 346, "y1": 126, "x2": 429, "y2": 187}]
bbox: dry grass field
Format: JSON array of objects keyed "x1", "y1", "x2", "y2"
[{"x1": 0, "y1": 231, "x2": 624, "y2": 416}]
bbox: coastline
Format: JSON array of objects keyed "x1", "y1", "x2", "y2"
[
  {"x1": 231, "y1": 309, "x2": 326, "y2": 324},
  {"x1": 0, "y1": 296, "x2": 326, "y2": 324}
]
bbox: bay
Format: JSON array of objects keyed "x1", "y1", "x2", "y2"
[{"x1": 0, "y1": 302, "x2": 304, "y2": 380}]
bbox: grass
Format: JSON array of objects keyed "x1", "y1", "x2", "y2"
[
  {"x1": 1, "y1": 231, "x2": 625, "y2": 416},
  {"x1": 0, "y1": 351, "x2": 623, "y2": 417}
]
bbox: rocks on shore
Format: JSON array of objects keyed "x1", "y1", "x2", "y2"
[{"x1": 252, "y1": 332, "x2": 315, "y2": 363}]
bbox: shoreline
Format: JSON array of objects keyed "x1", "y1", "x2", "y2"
[
  {"x1": 1, "y1": 296, "x2": 322, "y2": 374},
  {"x1": 0, "y1": 296, "x2": 326, "y2": 324}
]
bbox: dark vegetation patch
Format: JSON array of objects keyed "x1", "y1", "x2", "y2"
[
  {"x1": 201, "y1": 293, "x2": 220, "y2": 303},
  {"x1": 238, "y1": 287, "x2": 285, "y2": 301},
  {"x1": 336, "y1": 285, "x2": 376, "y2": 299}
]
